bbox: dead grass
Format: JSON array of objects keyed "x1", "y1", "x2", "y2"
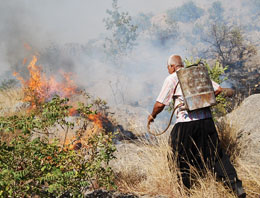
[
  {"x1": 112, "y1": 119, "x2": 260, "y2": 198},
  {"x1": 236, "y1": 159, "x2": 260, "y2": 198},
  {"x1": 0, "y1": 88, "x2": 24, "y2": 116},
  {"x1": 0, "y1": 88, "x2": 259, "y2": 197}
]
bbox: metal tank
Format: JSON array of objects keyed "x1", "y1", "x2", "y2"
[{"x1": 176, "y1": 64, "x2": 216, "y2": 111}]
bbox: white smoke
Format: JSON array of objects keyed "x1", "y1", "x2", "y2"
[{"x1": 0, "y1": 0, "x2": 258, "y2": 109}]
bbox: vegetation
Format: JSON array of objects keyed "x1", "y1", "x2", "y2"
[
  {"x1": 103, "y1": 0, "x2": 138, "y2": 62},
  {"x1": 203, "y1": 24, "x2": 257, "y2": 67},
  {"x1": 150, "y1": 14, "x2": 179, "y2": 46},
  {"x1": 1, "y1": 0, "x2": 260, "y2": 197},
  {"x1": 167, "y1": 1, "x2": 204, "y2": 23},
  {"x1": 0, "y1": 96, "x2": 116, "y2": 197},
  {"x1": 0, "y1": 79, "x2": 18, "y2": 91}
]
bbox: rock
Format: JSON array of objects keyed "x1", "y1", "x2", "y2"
[{"x1": 222, "y1": 94, "x2": 260, "y2": 164}]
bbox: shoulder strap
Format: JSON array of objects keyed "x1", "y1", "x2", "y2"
[{"x1": 172, "y1": 81, "x2": 179, "y2": 100}]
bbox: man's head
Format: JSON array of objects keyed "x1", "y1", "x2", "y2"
[{"x1": 167, "y1": 55, "x2": 184, "y2": 74}]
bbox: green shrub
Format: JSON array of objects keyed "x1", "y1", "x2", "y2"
[{"x1": 0, "y1": 96, "x2": 116, "y2": 197}]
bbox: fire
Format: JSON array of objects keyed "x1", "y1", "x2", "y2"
[
  {"x1": 14, "y1": 53, "x2": 110, "y2": 150},
  {"x1": 14, "y1": 55, "x2": 79, "y2": 106},
  {"x1": 88, "y1": 113, "x2": 104, "y2": 129},
  {"x1": 63, "y1": 113, "x2": 106, "y2": 151},
  {"x1": 69, "y1": 107, "x2": 78, "y2": 116}
]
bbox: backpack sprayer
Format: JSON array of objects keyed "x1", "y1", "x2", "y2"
[{"x1": 147, "y1": 62, "x2": 217, "y2": 136}]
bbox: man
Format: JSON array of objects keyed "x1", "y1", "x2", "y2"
[{"x1": 147, "y1": 55, "x2": 246, "y2": 197}]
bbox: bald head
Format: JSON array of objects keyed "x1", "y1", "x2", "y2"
[
  {"x1": 167, "y1": 55, "x2": 184, "y2": 74},
  {"x1": 167, "y1": 55, "x2": 183, "y2": 67}
]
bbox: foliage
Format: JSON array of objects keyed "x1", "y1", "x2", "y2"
[
  {"x1": 149, "y1": 14, "x2": 179, "y2": 46},
  {"x1": 103, "y1": 0, "x2": 138, "y2": 62},
  {"x1": 184, "y1": 58, "x2": 228, "y2": 83},
  {"x1": 133, "y1": 12, "x2": 153, "y2": 33},
  {"x1": 0, "y1": 96, "x2": 74, "y2": 136},
  {"x1": 0, "y1": 96, "x2": 116, "y2": 197},
  {"x1": 167, "y1": 1, "x2": 204, "y2": 23},
  {"x1": 203, "y1": 24, "x2": 257, "y2": 67}
]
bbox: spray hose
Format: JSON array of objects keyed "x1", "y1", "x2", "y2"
[{"x1": 147, "y1": 103, "x2": 183, "y2": 136}]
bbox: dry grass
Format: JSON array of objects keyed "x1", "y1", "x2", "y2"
[
  {"x1": 0, "y1": 88, "x2": 24, "y2": 116},
  {"x1": 112, "y1": 137, "x2": 234, "y2": 197},
  {"x1": 1, "y1": 88, "x2": 259, "y2": 197},
  {"x1": 112, "y1": 118, "x2": 260, "y2": 198}
]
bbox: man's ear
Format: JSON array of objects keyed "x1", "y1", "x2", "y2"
[{"x1": 172, "y1": 65, "x2": 176, "y2": 72}]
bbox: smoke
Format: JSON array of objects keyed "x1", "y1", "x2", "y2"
[{"x1": 0, "y1": 0, "x2": 258, "y2": 110}]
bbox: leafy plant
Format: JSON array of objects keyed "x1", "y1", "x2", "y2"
[
  {"x1": 103, "y1": 0, "x2": 138, "y2": 63},
  {"x1": 0, "y1": 96, "x2": 116, "y2": 197}
]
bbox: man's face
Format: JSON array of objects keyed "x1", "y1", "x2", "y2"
[{"x1": 167, "y1": 65, "x2": 175, "y2": 74}]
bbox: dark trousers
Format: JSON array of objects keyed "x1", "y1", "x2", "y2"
[{"x1": 168, "y1": 118, "x2": 243, "y2": 190}]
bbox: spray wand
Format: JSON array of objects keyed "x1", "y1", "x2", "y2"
[{"x1": 147, "y1": 103, "x2": 183, "y2": 136}]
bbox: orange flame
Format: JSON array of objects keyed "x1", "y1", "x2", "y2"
[
  {"x1": 14, "y1": 55, "x2": 79, "y2": 106},
  {"x1": 69, "y1": 107, "x2": 78, "y2": 116},
  {"x1": 88, "y1": 113, "x2": 104, "y2": 129}
]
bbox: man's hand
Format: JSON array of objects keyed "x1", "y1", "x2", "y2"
[
  {"x1": 147, "y1": 101, "x2": 165, "y2": 126},
  {"x1": 214, "y1": 86, "x2": 235, "y2": 97},
  {"x1": 147, "y1": 114, "x2": 155, "y2": 126},
  {"x1": 222, "y1": 88, "x2": 235, "y2": 97}
]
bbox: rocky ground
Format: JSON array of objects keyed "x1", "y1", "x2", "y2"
[{"x1": 221, "y1": 93, "x2": 260, "y2": 164}]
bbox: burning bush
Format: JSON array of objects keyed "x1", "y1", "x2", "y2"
[
  {"x1": 13, "y1": 55, "x2": 79, "y2": 108},
  {"x1": 0, "y1": 55, "x2": 117, "y2": 196},
  {"x1": 0, "y1": 96, "x2": 116, "y2": 197}
]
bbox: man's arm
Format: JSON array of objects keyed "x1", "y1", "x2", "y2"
[
  {"x1": 214, "y1": 86, "x2": 222, "y2": 96},
  {"x1": 214, "y1": 86, "x2": 235, "y2": 97},
  {"x1": 147, "y1": 101, "x2": 165, "y2": 125}
]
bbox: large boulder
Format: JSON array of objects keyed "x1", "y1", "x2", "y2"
[{"x1": 222, "y1": 94, "x2": 260, "y2": 164}]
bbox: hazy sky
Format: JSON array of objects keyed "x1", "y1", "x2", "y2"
[
  {"x1": 0, "y1": 0, "x2": 194, "y2": 74},
  {"x1": 0, "y1": 0, "x2": 254, "y2": 106},
  {"x1": 0, "y1": 0, "x2": 212, "y2": 44}
]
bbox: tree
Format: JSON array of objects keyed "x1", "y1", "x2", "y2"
[
  {"x1": 149, "y1": 13, "x2": 179, "y2": 46},
  {"x1": 133, "y1": 12, "x2": 153, "y2": 33},
  {"x1": 203, "y1": 24, "x2": 257, "y2": 67},
  {"x1": 202, "y1": 23, "x2": 259, "y2": 98},
  {"x1": 167, "y1": 1, "x2": 204, "y2": 23},
  {"x1": 103, "y1": 0, "x2": 138, "y2": 63}
]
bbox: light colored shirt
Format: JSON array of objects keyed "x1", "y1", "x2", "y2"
[{"x1": 156, "y1": 72, "x2": 220, "y2": 123}]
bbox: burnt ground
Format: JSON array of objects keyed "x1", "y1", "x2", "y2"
[{"x1": 84, "y1": 190, "x2": 138, "y2": 198}]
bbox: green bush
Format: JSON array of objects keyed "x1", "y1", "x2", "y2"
[{"x1": 0, "y1": 96, "x2": 116, "y2": 197}]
